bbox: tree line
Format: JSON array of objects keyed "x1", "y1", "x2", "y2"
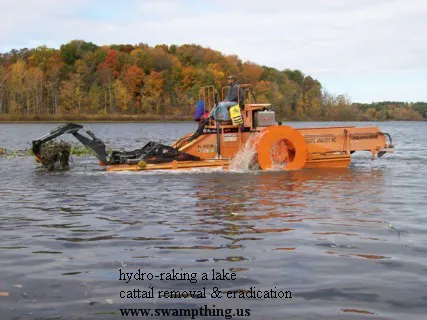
[{"x1": 0, "y1": 40, "x2": 425, "y2": 121}]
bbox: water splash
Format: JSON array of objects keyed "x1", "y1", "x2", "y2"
[
  {"x1": 269, "y1": 140, "x2": 289, "y2": 171},
  {"x1": 229, "y1": 133, "x2": 263, "y2": 172}
]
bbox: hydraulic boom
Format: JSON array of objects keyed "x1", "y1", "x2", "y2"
[{"x1": 31, "y1": 123, "x2": 200, "y2": 166}]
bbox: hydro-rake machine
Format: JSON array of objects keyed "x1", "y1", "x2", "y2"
[{"x1": 32, "y1": 85, "x2": 394, "y2": 172}]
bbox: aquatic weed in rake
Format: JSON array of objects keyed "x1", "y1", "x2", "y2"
[{"x1": 37, "y1": 140, "x2": 71, "y2": 171}]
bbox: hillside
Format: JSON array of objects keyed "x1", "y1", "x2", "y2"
[{"x1": 0, "y1": 40, "x2": 425, "y2": 121}]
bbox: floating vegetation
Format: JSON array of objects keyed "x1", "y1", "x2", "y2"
[
  {"x1": 0, "y1": 148, "x2": 32, "y2": 157},
  {"x1": 0, "y1": 145, "x2": 112, "y2": 158},
  {"x1": 38, "y1": 140, "x2": 71, "y2": 171},
  {"x1": 387, "y1": 223, "x2": 408, "y2": 240},
  {"x1": 70, "y1": 145, "x2": 96, "y2": 156},
  {"x1": 1, "y1": 141, "x2": 115, "y2": 172}
]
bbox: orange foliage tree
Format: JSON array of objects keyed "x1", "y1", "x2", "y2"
[{"x1": 0, "y1": 41, "x2": 425, "y2": 120}]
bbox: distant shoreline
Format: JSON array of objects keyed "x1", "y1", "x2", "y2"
[
  {"x1": 0, "y1": 114, "x2": 425, "y2": 123},
  {"x1": 0, "y1": 114, "x2": 193, "y2": 123}
]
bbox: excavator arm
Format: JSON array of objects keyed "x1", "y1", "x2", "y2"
[
  {"x1": 32, "y1": 123, "x2": 200, "y2": 167},
  {"x1": 32, "y1": 123, "x2": 109, "y2": 164}
]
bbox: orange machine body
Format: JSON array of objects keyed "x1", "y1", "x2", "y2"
[
  {"x1": 105, "y1": 87, "x2": 393, "y2": 172},
  {"x1": 106, "y1": 105, "x2": 393, "y2": 172}
]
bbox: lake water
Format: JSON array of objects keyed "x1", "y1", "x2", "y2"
[{"x1": 0, "y1": 121, "x2": 426, "y2": 320}]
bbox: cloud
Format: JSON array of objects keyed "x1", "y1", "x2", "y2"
[{"x1": 1, "y1": 0, "x2": 426, "y2": 102}]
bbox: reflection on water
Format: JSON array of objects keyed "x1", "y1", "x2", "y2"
[{"x1": 0, "y1": 121, "x2": 427, "y2": 319}]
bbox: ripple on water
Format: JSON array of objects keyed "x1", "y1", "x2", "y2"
[{"x1": 1, "y1": 121, "x2": 426, "y2": 319}]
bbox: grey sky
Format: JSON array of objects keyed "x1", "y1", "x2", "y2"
[{"x1": 1, "y1": 0, "x2": 426, "y2": 102}]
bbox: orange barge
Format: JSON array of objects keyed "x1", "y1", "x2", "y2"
[{"x1": 32, "y1": 85, "x2": 393, "y2": 172}]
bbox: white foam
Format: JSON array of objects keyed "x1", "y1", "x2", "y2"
[{"x1": 228, "y1": 133, "x2": 264, "y2": 172}]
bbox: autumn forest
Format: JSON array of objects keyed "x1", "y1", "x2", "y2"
[{"x1": 0, "y1": 40, "x2": 425, "y2": 121}]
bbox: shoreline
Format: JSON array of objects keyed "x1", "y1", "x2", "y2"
[
  {"x1": 1, "y1": 119, "x2": 425, "y2": 123},
  {"x1": 0, "y1": 120, "x2": 194, "y2": 123},
  {"x1": 0, "y1": 114, "x2": 194, "y2": 123},
  {"x1": 0, "y1": 115, "x2": 425, "y2": 123}
]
